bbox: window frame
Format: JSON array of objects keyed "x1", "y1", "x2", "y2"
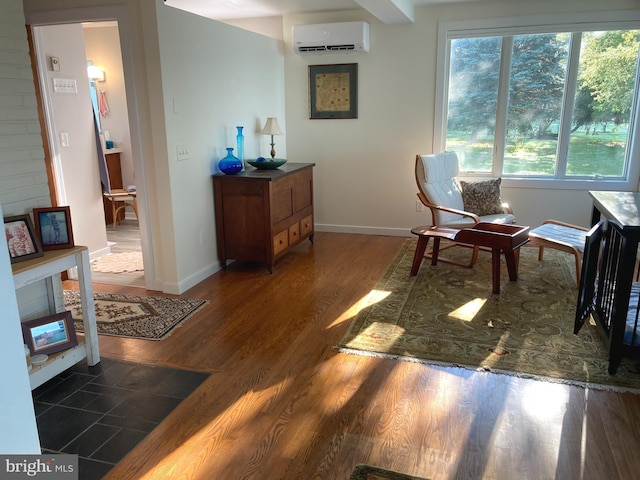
[{"x1": 434, "y1": 11, "x2": 640, "y2": 191}]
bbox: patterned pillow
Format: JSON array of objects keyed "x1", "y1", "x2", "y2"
[{"x1": 459, "y1": 178, "x2": 504, "y2": 216}]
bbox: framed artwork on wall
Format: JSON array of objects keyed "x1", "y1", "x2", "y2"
[
  {"x1": 3, "y1": 214, "x2": 44, "y2": 263},
  {"x1": 309, "y1": 63, "x2": 358, "y2": 119},
  {"x1": 22, "y1": 311, "x2": 78, "y2": 357},
  {"x1": 33, "y1": 206, "x2": 75, "y2": 251}
]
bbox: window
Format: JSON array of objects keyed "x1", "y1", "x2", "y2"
[{"x1": 436, "y1": 13, "x2": 640, "y2": 187}]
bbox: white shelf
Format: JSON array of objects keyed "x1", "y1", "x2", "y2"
[{"x1": 12, "y1": 246, "x2": 100, "y2": 390}]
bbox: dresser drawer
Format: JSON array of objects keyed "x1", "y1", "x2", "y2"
[
  {"x1": 273, "y1": 229, "x2": 289, "y2": 255},
  {"x1": 300, "y1": 214, "x2": 313, "y2": 238},
  {"x1": 289, "y1": 223, "x2": 300, "y2": 244}
]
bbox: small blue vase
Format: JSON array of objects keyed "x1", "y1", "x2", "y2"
[
  {"x1": 236, "y1": 126, "x2": 244, "y2": 162},
  {"x1": 218, "y1": 147, "x2": 242, "y2": 175}
]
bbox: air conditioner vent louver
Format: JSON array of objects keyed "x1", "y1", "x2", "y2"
[{"x1": 293, "y1": 22, "x2": 369, "y2": 55}]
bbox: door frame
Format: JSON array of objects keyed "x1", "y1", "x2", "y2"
[{"x1": 25, "y1": 5, "x2": 158, "y2": 291}]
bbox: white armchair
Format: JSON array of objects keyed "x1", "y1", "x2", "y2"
[{"x1": 415, "y1": 152, "x2": 515, "y2": 267}]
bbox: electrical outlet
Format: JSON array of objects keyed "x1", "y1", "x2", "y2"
[
  {"x1": 416, "y1": 200, "x2": 424, "y2": 212},
  {"x1": 176, "y1": 144, "x2": 190, "y2": 161}
]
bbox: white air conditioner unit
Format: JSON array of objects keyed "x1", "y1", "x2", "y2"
[{"x1": 293, "y1": 21, "x2": 370, "y2": 55}]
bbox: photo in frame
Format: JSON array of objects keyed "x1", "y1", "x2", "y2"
[
  {"x1": 33, "y1": 206, "x2": 75, "y2": 251},
  {"x1": 22, "y1": 311, "x2": 78, "y2": 356},
  {"x1": 309, "y1": 63, "x2": 358, "y2": 119},
  {"x1": 3, "y1": 214, "x2": 44, "y2": 263}
]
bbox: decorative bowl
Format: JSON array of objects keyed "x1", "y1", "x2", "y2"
[{"x1": 246, "y1": 158, "x2": 287, "y2": 170}]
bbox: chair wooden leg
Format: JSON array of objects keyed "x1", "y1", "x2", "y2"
[{"x1": 410, "y1": 236, "x2": 430, "y2": 276}]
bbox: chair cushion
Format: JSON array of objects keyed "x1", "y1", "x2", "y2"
[
  {"x1": 460, "y1": 178, "x2": 504, "y2": 216},
  {"x1": 417, "y1": 153, "x2": 466, "y2": 225}
]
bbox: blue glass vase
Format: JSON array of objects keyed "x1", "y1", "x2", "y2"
[
  {"x1": 218, "y1": 147, "x2": 242, "y2": 175},
  {"x1": 236, "y1": 126, "x2": 244, "y2": 162}
]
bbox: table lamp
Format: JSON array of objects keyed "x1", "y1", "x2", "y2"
[{"x1": 260, "y1": 117, "x2": 283, "y2": 159}]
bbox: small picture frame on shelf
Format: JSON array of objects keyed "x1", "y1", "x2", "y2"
[
  {"x1": 3, "y1": 214, "x2": 44, "y2": 263},
  {"x1": 33, "y1": 206, "x2": 75, "y2": 251},
  {"x1": 22, "y1": 311, "x2": 78, "y2": 356}
]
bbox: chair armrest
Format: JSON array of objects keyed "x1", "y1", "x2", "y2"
[
  {"x1": 417, "y1": 192, "x2": 481, "y2": 223},
  {"x1": 502, "y1": 202, "x2": 513, "y2": 215},
  {"x1": 541, "y1": 219, "x2": 588, "y2": 231}
]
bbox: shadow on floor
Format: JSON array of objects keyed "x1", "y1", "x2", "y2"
[{"x1": 32, "y1": 358, "x2": 209, "y2": 479}]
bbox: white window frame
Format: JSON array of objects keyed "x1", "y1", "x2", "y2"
[{"x1": 434, "y1": 11, "x2": 640, "y2": 191}]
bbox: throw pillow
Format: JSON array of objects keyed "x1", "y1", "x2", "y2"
[{"x1": 460, "y1": 178, "x2": 504, "y2": 216}]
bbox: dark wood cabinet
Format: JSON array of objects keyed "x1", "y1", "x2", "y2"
[{"x1": 213, "y1": 163, "x2": 315, "y2": 272}]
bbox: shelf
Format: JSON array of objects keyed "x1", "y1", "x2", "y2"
[{"x1": 13, "y1": 246, "x2": 100, "y2": 390}]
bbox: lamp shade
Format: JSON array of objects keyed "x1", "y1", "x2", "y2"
[
  {"x1": 87, "y1": 65, "x2": 104, "y2": 82},
  {"x1": 261, "y1": 117, "x2": 283, "y2": 135}
]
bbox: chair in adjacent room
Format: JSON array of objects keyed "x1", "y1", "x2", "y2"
[
  {"x1": 103, "y1": 189, "x2": 138, "y2": 229},
  {"x1": 414, "y1": 152, "x2": 516, "y2": 268}
]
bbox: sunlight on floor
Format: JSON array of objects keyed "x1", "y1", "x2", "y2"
[
  {"x1": 521, "y1": 380, "x2": 570, "y2": 421},
  {"x1": 448, "y1": 297, "x2": 487, "y2": 321},
  {"x1": 327, "y1": 289, "x2": 391, "y2": 329}
]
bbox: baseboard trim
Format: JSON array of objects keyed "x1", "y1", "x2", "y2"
[{"x1": 314, "y1": 224, "x2": 412, "y2": 237}]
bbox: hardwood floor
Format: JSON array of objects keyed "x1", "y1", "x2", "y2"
[{"x1": 64, "y1": 232, "x2": 640, "y2": 480}]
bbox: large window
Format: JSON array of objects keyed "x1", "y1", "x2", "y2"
[{"x1": 438, "y1": 15, "x2": 640, "y2": 186}]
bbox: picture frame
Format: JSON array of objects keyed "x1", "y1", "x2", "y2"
[
  {"x1": 309, "y1": 63, "x2": 358, "y2": 119},
  {"x1": 3, "y1": 214, "x2": 44, "y2": 263},
  {"x1": 33, "y1": 206, "x2": 75, "y2": 251},
  {"x1": 22, "y1": 311, "x2": 78, "y2": 356}
]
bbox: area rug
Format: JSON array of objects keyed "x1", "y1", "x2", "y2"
[
  {"x1": 350, "y1": 464, "x2": 428, "y2": 480},
  {"x1": 64, "y1": 291, "x2": 207, "y2": 340},
  {"x1": 338, "y1": 240, "x2": 640, "y2": 392},
  {"x1": 92, "y1": 251, "x2": 144, "y2": 273}
]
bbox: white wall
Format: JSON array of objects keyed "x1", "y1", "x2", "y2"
[
  {"x1": 283, "y1": 0, "x2": 640, "y2": 234},
  {"x1": 0, "y1": 205, "x2": 41, "y2": 454},
  {"x1": 0, "y1": 0, "x2": 44, "y2": 453},
  {"x1": 83, "y1": 23, "x2": 135, "y2": 189},
  {"x1": 34, "y1": 23, "x2": 109, "y2": 255},
  {"x1": 155, "y1": 5, "x2": 285, "y2": 292}
]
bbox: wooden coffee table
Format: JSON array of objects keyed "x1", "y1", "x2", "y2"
[{"x1": 410, "y1": 223, "x2": 530, "y2": 294}]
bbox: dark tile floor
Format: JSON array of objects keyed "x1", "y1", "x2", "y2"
[{"x1": 32, "y1": 357, "x2": 209, "y2": 479}]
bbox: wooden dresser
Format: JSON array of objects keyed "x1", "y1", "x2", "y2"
[{"x1": 213, "y1": 163, "x2": 315, "y2": 272}]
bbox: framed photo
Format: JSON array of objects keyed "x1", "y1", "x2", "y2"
[
  {"x1": 3, "y1": 214, "x2": 44, "y2": 263},
  {"x1": 309, "y1": 63, "x2": 358, "y2": 119},
  {"x1": 33, "y1": 206, "x2": 75, "y2": 250},
  {"x1": 22, "y1": 311, "x2": 78, "y2": 356}
]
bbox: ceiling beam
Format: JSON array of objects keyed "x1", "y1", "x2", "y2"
[{"x1": 354, "y1": 0, "x2": 414, "y2": 24}]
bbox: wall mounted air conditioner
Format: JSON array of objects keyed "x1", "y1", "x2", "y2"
[{"x1": 293, "y1": 21, "x2": 370, "y2": 55}]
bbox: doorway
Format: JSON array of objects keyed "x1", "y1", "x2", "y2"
[{"x1": 29, "y1": 17, "x2": 150, "y2": 289}]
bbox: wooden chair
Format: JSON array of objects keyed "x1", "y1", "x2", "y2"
[
  {"x1": 415, "y1": 152, "x2": 515, "y2": 268},
  {"x1": 103, "y1": 189, "x2": 138, "y2": 229}
]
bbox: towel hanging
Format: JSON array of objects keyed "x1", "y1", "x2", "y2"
[{"x1": 98, "y1": 90, "x2": 110, "y2": 118}]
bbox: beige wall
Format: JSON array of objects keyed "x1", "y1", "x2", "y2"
[{"x1": 283, "y1": 0, "x2": 640, "y2": 233}]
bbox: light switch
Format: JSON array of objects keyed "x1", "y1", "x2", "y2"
[
  {"x1": 60, "y1": 132, "x2": 69, "y2": 147},
  {"x1": 176, "y1": 145, "x2": 190, "y2": 161}
]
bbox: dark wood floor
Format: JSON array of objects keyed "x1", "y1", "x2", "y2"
[{"x1": 64, "y1": 232, "x2": 640, "y2": 480}]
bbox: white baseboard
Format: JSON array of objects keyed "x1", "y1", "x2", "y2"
[{"x1": 314, "y1": 224, "x2": 412, "y2": 237}]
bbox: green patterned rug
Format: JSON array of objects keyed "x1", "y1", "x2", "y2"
[
  {"x1": 350, "y1": 464, "x2": 428, "y2": 480},
  {"x1": 338, "y1": 240, "x2": 640, "y2": 392}
]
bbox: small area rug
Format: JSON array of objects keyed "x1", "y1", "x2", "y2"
[
  {"x1": 64, "y1": 291, "x2": 207, "y2": 340},
  {"x1": 338, "y1": 240, "x2": 640, "y2": 392},
  {"x1": 92, "y1": 252, "x2": 144, "y2": 273},
  {"x1": 350, "y1": 464, "x2": 428, "y2": 480}
]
